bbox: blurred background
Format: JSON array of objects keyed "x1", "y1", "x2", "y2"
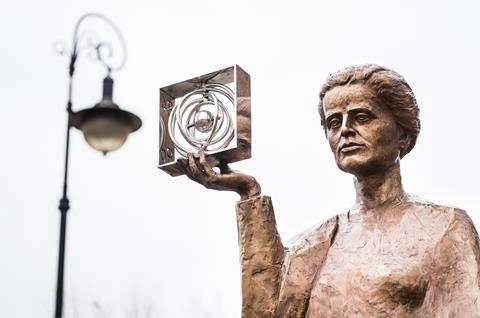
[{"x1": 1, "y1": 0, "x2": 479, "y2": 317}]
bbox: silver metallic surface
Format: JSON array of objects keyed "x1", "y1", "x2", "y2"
[
  {"x1": 158, "y1": 65, "x2": 252, "y2": 177},
  {"x1": 168, "y1": 83, "x2": 235, "y2": 157}
]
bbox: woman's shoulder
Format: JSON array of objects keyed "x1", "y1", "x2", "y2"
[
  {"x1": 405, "y1": 194, "x2": 463, "y2": 211},
  {"x1": 404, "y1": 194, "x2": 477, "y2": 240},
  {"x1": 404, "y1": 194, "x2": 468, "y2": 221}
]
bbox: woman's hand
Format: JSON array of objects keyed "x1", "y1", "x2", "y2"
[{"x1": 178, "y1": 151, "x2": 261, "y2": 201}]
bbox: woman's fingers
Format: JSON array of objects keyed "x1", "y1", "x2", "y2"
[
  {"x1": 178, "y1": 158, "x2": 198, "y2": 183},
  {"x1": 187, "y1": 153, "x2": 206, "y2": 181},
  {"x1": 178, "y1": 152, "x2": 258, "y2": 197},
  {"x1": 199, "y1": 150, "x2": 217, "y2": 178}
]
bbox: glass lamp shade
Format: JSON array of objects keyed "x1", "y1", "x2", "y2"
[
  {"x1": 81, "y1": 115, "x2": 131, "y2": 154},
  {"x1": 71, "y1": 104, "x2": 142, "y2": 155}
]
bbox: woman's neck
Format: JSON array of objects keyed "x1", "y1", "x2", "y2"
[{"x1": 353, "y1": 163, "x2": 406, "y2": 213}]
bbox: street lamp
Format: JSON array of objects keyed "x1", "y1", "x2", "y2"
[{"x1": 54, "y1": 13, "x2": 142, "y2": 318}]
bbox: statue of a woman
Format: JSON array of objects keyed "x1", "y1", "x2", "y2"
[{"x1": 179, "y1": 64, "x2": 480, "y2": 317}]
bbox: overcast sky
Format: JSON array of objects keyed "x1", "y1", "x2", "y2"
[{"x1": 1, "y1": 0, "x2": 479, "y2": 317}]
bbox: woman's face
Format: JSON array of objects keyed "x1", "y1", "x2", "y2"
[{"x1": 322, "y1": 84, "x2": 404, "y2": 177}]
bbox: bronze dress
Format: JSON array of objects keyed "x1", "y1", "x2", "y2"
[{"x1": 236, "y1": 195, "x2": 480, "y2": 318}]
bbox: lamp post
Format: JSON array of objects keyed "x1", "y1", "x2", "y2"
[{"x1": 54, "y1": 13, "x2": 141, "y2": 318}]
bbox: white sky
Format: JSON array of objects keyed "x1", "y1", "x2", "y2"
[{"x1": 1, "y1": 0, "x2": 479, "y2": 317}]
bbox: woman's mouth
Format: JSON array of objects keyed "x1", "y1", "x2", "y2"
[{"x1": 340, "y1": 143, "x2": 365, "y2": 153}]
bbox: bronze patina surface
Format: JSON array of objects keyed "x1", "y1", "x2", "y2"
[{"x1": 179, "y1": 64, "x2": 480, "y2": 317}]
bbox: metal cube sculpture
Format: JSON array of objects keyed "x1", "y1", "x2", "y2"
[{"x1": 158, "y1": 65, "x2": 251, "y2": 176}]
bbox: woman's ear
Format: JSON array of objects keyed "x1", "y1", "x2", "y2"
[{"x1": 398, "y1": 128, "x2": 411, "y2": 158}]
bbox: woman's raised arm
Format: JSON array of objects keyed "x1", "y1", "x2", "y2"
[{"x1": 179, "y1": 151, "x2": 285, "y2": 317}]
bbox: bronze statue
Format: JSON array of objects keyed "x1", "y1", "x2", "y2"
[{"x1": 178, "y1": 64, "x2": 480, "y2": 317}]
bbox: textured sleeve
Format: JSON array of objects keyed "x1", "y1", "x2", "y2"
[
  {"x1": 236, "y1": 195, "x2": 285, "y2": 318},
  {"x1": 429, "y1": 209, "x2": 480, "y2": 317}
]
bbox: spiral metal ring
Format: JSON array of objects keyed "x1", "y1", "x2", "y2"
[{"x1": 168, "y1": 83, "x2": 235, "y2": 157}]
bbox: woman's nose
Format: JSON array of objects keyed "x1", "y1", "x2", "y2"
[{"x1": 340, "y1": 116, "x2": 355, "y2": 137}]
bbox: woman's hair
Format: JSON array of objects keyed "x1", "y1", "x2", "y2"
[{"x1": 318, "y1": 64, "x2": 420, "y2": 158}]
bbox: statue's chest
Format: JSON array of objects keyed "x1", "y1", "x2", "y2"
[{"x1": 307, "y1": 222, "x2": 434, "y2": 318}]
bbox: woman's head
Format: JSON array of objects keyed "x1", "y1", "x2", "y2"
[
  {"x1": 319, "y1": 64, "x2": 420, "y2": 159},
  {"x1": 319, "y1": 65, "x2": 420, "y2": 176}
]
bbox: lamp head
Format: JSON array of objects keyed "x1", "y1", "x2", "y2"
[{"x1": 71, "y1": 76, "x2": 142, "y2": 155}]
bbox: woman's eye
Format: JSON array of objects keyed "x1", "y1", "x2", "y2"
[
  {"x1": 356, "y1": 113, "x2": 371, "y2": 123},
  {"x1": 328, "y1": 118, "x2": 341, "y2": 129}
]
